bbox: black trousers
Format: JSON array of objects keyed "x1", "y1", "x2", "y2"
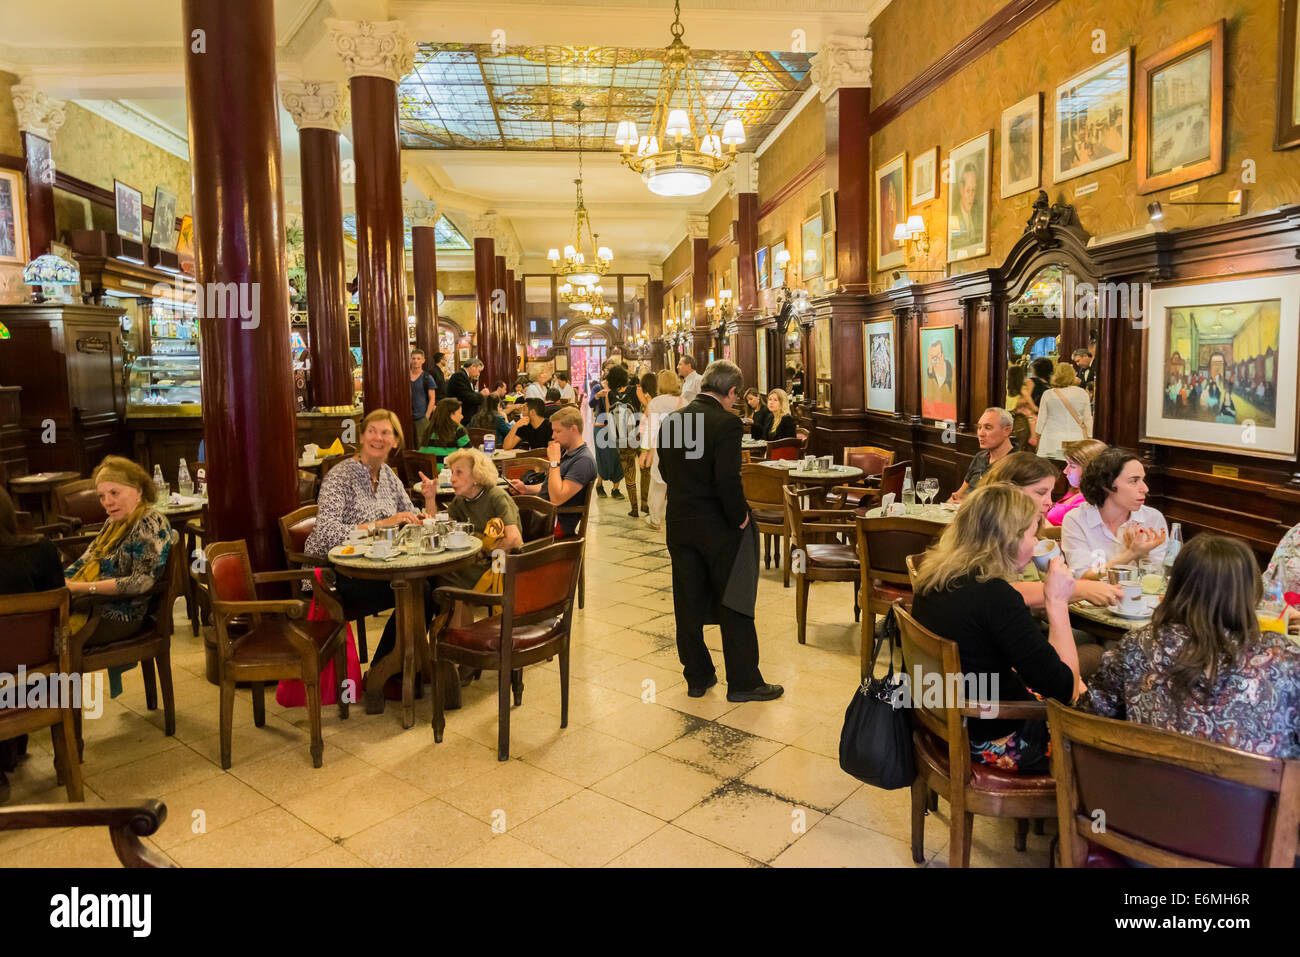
[
  {"x1": 335, "y1": 574, "x2": 436, "y2": 667},
  {"x1": 668, "y1": 538, "x2": 763, "y2": 691}
]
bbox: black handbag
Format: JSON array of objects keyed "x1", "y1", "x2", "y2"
[
  {"x1": 838, "y1": 608, "x2": 916, "y2": 789},
  {"x1": 520, "y1": 469, "x2": 548, "y2": 485}
]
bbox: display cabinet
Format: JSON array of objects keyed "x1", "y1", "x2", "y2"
[{"x1": 127, "y1": 355, "x2": 202, "y2": 412}]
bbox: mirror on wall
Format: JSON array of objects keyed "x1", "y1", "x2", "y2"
[
  {"x1": 1006, "y1": 264, "x2": 1063, "y2": 411},
  {"x1": 783, "y1": 322, "x2": 805, "y2": 399}
]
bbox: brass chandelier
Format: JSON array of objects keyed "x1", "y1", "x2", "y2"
[
  {"x1": 614, "y1": 0, "x2": 746, "y2": 196},
  {"x1": 548, "y1": 101, "x2": 613, "y2": 287},
  {"x1": 559, "y1": 278, "x2": 615, "y2": 323}
]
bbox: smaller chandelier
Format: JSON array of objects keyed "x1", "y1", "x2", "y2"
[{"x1": 548, "y1": 101, "x2": 613, "y2": 286}]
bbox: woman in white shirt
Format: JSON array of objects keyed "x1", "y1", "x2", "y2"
[
  {"x1": 1061, "y1": 447, "x2": 1168, "y2": 579},
  {"x1": 1034, "y1": 361, "x2": 1092, "y2": 458},
  {"x1": 639, "y1": 368, "x2": 683, "y2": 531}
]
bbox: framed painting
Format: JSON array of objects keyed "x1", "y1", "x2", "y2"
[
  {"x1": 822, "y1": 231, "x2": 836, "y2": 283},
  {"x1": 1000, "y1": 93, "x2": 1041, "y2": 198},
  {"x1": 771, "y1": 240, "x2": 787, "y2": 287},
  {"x1": 0, "y1": 169, "x2": 28, "y2": 266},
  {"x1": 1136, "y1": 21, "x2": 1224, "y2": 194},
  {"x1": 756, "y1": 245, "x2": 770, "y2": 290},
  {"x1": 874, "y1": 152, "x2": 907, "y2": 270},
  {"x1": 1142, "y1": 272, "x2": 1300, "y2": 459},
  {"x1": 1053, "y1": 49, "x2": 1132, "y2": 183},
  {"x1": 912, "y1": 146, "x2": 938, "y2": 205},
  {"x1": 864, "y1": 316, "x2": 897, "y2": 414},
  {"x1": 1279, "y1": 0, "x2": 1300, "y2": 150},
  {"x1": 819, "y1": 189, "x2": 836, "y2": 232},
  {"x1": 114, "y1": 179, "x2": 144, "y2": 244},
  {"x1": 920, "y1": 324, "x2": 959, "y2": 422},
  {"x1": 946, "y1": 132, "x2": 990, "y2": 262},
  {"x1": 801, "y1": 215, "x2": 824, "y2": 280},
  {"x1": 150, "y1": 186, "x2": 180, "y2": 251}
]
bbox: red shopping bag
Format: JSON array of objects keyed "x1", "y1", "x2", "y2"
[{"x1": 275, "y1": 567, "x2": 363, "y2": 708}]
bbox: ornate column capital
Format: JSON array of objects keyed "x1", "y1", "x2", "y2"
[
  {"x1": 728, "y1": 153, "x2": 759, "y2": 197},
  {"x1": 470, "y1": 212, "x2": 502, "y2": 242},
  {"x1": 280, "y1": 80, "x2": 350, "y2": 132},
  {"x1": 648, "y1": 264, "x2": 663, "y2": 282},
  {"x1": 12, "y1": 85, "x2": 67, "y2": 140},
  {"x1": 324, "y1": 18, "x2": 415, "y2": 82},
  {"x1": 810, "y1": 35, "x2": 873, "y2": 102},
  {"x1": 685, "y1": 213, "x2": 709, "y2": 241},
  {"x1": 405, "y1": 198, "x2": 439, "y2": 228},
  {"x1": 506, "y1": 251, "x2": 522, "y2": 272}
]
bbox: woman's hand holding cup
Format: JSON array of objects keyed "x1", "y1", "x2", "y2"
[{"x1": 1043, "y1": 557, "x2": 1075, "y2": 607}]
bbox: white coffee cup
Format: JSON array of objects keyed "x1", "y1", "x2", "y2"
[
  {"x1": 1119, "y1": 581, "x2": 1145, "y2": 616},
  {"x1": 1032, "y1": 539, "x2": 1061, "y2": 573}
]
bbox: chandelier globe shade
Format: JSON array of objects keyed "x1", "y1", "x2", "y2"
[
  {"x1": 548, "y1": 101, "x2": 612, "y2": 287},
  {"x1": 614, "y1": 0, "x2": 746, "y2": 196}
]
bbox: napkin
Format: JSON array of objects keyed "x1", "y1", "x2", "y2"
[
  {"x1": 322, "y1": 438, "x2": 344, "y2": 456},
  {"x1": 881, "y1": 493, "x2": 895, "y2": 509}
]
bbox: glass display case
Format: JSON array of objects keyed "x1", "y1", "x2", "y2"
[
  {"x1": 127, "y1": 355, "x2": 202, "y2": 413},
  {"x1": 148, "y1": 299, "x2": 200, "y2": 356}
]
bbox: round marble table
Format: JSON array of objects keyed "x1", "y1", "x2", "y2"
[
  {"x1": 9, "y1": 470, "x2": 79, "y2": 524},
  {"x1": 860, "y1": 503, "x2": 956, "y2": 524},
  {"x1": 762, "y1": 462, "x2": 864, "y2": 491},
  {"x1": 329, "y1": 537, "x2": 482, "y2": 728}
]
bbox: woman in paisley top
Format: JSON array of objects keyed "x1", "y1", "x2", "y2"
[
  {"x1": 1085, "y1": 533, "x2": 1300, "y2": 759},
  {"x1": 305, "y1": 409, "x2": 438, "y2": 669}
]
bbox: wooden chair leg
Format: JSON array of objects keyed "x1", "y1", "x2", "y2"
[
  {"x1": 354, "y1": 617, "x2": 368, "y2": 664},
  {"x1": 558, "y1": 645, "x2": 570, "y2": 729},
  {"x1": 251, "y1": 682, "x2": 266, "y2": 727},
  {"x1": 948, "y1": 810, "x2": 974, "y2": 868},
  {"x1": 928, "y1": 789, "x2": 938, "y2": 812},
  {"x1": 511, "y1": 668, "x2": 524, "y2": 707},
  {"x1": 305, "y1": 677, "x2": 324, "y2": 768},
  {"x1": 73, "y1": 707, "x2": 84, "y2": 762},
  {"x1": 1015, "y1": 817, "x2": 1029, "y2": 852},
  {"x1": 140, "y1": 658, "x2": 158, "y2": 711},
  {"x1": 783, "y1": 536, "x2": 791, "y2": 588},
  {"x1": 578, "y1": 563, "x2": 586, "y2": 610},
  {"x1": 51, "y1": 714, "x2": 84, "y2": 802},
  {"x1": 910, "y1": 776, "x2": 927, "y2": 864},
  {"x1": 431, "y1": 657, "x2": 446, "y2": 743},
  {"x1": 497, "y1": 665, "x2": 511, "y2": 761},
  {"x1": 1034, "y1": 818, "x2": 1046, "y2": 835},
  {"x1": 795, "y1": 577, "x2": 810, "y2": 644},
  {"x1": 219, "y1": 678, "x2": 235, "y2": 770},
  {"x1": 763, "y1": 533, "x2": 771, "y2": 569},
  {"x1": 156, "y1": 649, "x2": 176, "y2": 737},
  {"x1": 853, "y1": 585, "x2": 860, "y2": 623}
]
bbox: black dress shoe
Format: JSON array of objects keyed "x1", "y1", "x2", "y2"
[
  {"x1": 687, "y1": 675, "x2": 717, "y2": 698},
  {"x1": 726, "y1": 682, "x2": 784, "y2": 702}
]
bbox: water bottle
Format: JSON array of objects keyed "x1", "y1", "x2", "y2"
[
  {"x1": 177, "y1": 458, "x2": 193, "y2": 496},
  {"x1": 153, "y1": 464, "x2": 169, "y2": 499},
  {"x1": 1162, "y1": 522, "x2": 1182, "y2": 574},
  {"x1": 901, "y1": 466, "x2": 916, "y2": 514}
]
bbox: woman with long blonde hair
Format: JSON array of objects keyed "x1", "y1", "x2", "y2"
[
  {"x1": 763, "y1": 388, "x2": 796, "y2": 441},
  {"x1": 911, "y1": 483, "x2": 1083, "y2": 773}
]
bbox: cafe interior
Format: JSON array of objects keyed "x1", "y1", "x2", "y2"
[{"x1": 0, "y1": 0, "x2": 1299, "y2": 872}]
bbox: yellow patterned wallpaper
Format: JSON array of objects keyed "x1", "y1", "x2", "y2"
[
  {"x1": 870, "y1": 0, "x2": 1006, "y2": 104},
  {"x1": 871, "y1": 0, "x2": 1300, "y2": 282},
  {"x1": 758, "y1": 97, "x2": 825, "y2": 210}
]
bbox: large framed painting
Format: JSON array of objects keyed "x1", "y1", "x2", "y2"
[
  {"x1": 801, "y1": 214, "x2": 824, "y2": 280},
  {"x1": 1136, "y1": 21, "x2": 1224, "y2": 194},
  {"x1": 0, "y1": 169, "x2": 28, "y2": 266},
  {"x1": 756, "y1": 245, "x2": 770, "y2": 290},
  {"x1": 912, "y1": 146, "x2": 938, "y2": 205},
  {"x1": 864, "y1": 316, "x2": 897, "y2": 414},
  {"x1": 1000, "y1": 93, "x2": 1041, "y2": 198},
  {"x1": 771, "y1": 240, "x2": 787, "y2": 287},
  {"x1": 114, "y1": 179, "x2": 144, "y2": 244},
  {"x1": 150, "y1": 186, "x2": 180, "y2": 252},
  {"x1": 1143, "y1": 273, "x2": 1300, "y2": 460},
  {"x1": 920, "y1": 324, "x2": 959, "y2": 422},
  {"x1": 1052, "y1": 49, "x2": 1132, "y2": 183},
  {"x1": 1276, "y1": 0, "x2": 1300, "y2": 150},
  {"x1": 874, "y1": 152, "x2": 907, "y2": 270},
  {"x1": 946, "y1": 132, "x2": 990, "y2": 263}
]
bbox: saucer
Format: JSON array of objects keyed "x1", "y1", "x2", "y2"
[
  {"x1": 445, "y1": 535, "x2": 474, "y2": 549},
  {"x1": 1111, "y1": 606, "x2": 1152, "y2": 621}
]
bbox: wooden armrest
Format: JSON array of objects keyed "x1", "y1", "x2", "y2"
[
  {"x1": 957, "y1": 699, "x2": 1049, "y2": 721},
  {"x1": 0, "y1": 800, "x2": 174, "y2": 868},
  {"x1": 830, "y1": 484, "x2": 872, "y2": 499},
  {"x1": 434, "y1": 585, "x2": 503, "y2": 608},
  {"x1": 51, "y1": 515, "x2": 82, "y2": 532},
  {"x1": 802, "y1": 522, "x2": 858, "y2": 535},
  {"x1": 287, "y1": 551, "x2": 328, "y2": 568},
  {"x1": 252, "y1": 569, "x2": 322, "y2": 585},
  {"x1": 516, "y1": 537, "x2": 555, "y2": 554},
  {"x1": 211, "y1": 598, "x2": 309, "y2": 619}
]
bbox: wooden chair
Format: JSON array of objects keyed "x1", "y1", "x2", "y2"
[
  {"x1": 894, "y1": 602, "x2": 1057, "y2": 868},
  {"x1": 431, "y1": 538, "x2": 584, "y2": 760},
  {"x1": 513, "y1": 494, "x2": 557, "y2": 548},
  {"x1": 204, "y1": 540, "x2": 349, "y2": 769},
  {"x1": 184, "y1": 506, "x2": 208, "y2": 637},
  {"x1": 766, "y1": 437, "x2": 802, "y2": 461},
  {"x1": 836, "y1": 459, "x2": 911, "y2": 512},
  {"x1": 53, "y1": 478, "x2": 106, "y2": 532},
  {"x1": 69, "y1": 529, "x2": 186, "y2": 755},
  {"x1": 502, "y1": 457, "x2": 550, "y2": 482},
  {"x1": 400, "y1": 450, "x2": 438, "y2": 488},
  {"x1": 277, "y1": 505, "x2": 369, "y2": 663},
  {"x1": 0, "y1": 587, "x2": 82, "y2": 801},
  {"x1": 467, "y1": 426, "x2": 494, "y2": 449},
  {"x1": 855, "y1": 515, "x2": 942, "y2": 678},
  {"x1": 741, "y1": 463, "x2": 793, "y2": 586},
  {"x1": 0, "y1": 800, "x2": 174, "y2": 867},
  {"x1": 783, "y1": 485, "x2": 859, "y2": 644},
  {"x1": 554, "y1": 480, "x2": 595, "y2": 609},
  {"x1": 297, "y1": 469, "x2": 319, "y2": 505},
  {"x1": 1046, "y1": 699, "x2": 1300, "y2": 868},
  {"x1": 827, "y1": 446, "x2": 894, "y2": 509}
]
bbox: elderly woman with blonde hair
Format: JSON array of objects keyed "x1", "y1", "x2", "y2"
[{"x1": 439, "y1": 447, "x2": 523, "y2": 590}]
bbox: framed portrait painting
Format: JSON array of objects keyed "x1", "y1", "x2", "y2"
[
  {"x1": 1136, "y1": 21, "x2": 1224, "y2": 194},
  {"x1": 919, "y1": 324, "x2": 959, "y2": 422},
  {"x1": 874, "y1": 152, "x2": 907, "y2": 270},
  {"x1": 1278, "y1": 0, "x2": 1300, "y2": 150},
  {"x1": 801, "y1": 214, "x2": 824, "y2": 280},
  {"x1": 150, "y1": 186, "x2": 180, "y2": 252},
  {"x1": 1000, "y1": 93, "x2": 1041, "y2": 198},
  {"x1": 946, "y1": 132, "x2": 990, "y2": 262},
  {"x1": 912, "y1": 147, "x2": 938, "y2": 205},
  {"x1": 0, "y1": 169, "x2": 28, "y2": 266},
  {"x1": 1053, "y1": 49, "x2": 1132, "y2": 183},
  {"x1": 114, "y1": 180, "x2": 144, "y2": 244},
  {"x1": 864, "y1": 316, "x2": 897, "y2": 414},
  {"x1": 1143, "y1": 272, "x2": 1300, "y2": 459},
  {"x1": 771, "y1": 240, "x2": 787, "y2": 287},
  {"x1": 756, "y1": 245, "x2": 770, "y2": 290}
]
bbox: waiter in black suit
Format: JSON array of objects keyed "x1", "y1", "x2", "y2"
[
  {"x1": 447, "y1": 356, "x2": 487, "y2": 420},
  {"x1": 658, "y1": 360, "x2": 783, "y2": 702}
]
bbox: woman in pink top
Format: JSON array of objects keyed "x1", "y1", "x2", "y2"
[{"x1": 1046, "y1": 438, "x2": 1106, "y2": 527}]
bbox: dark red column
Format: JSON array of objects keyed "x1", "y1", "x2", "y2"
[
  {"x1": 690, "y1": 237, "x2": 710, "y2": 369},
  {"x1": 411, "y1": 223, "x2": 438, "y2": 358},
  {"x1": 297, "y1": 126, "x2": 352, "y2": 407},
  {"x1": 183, "y1": 0, "x2": 298, "y2": 572},
  {"x1": 504, "y1": 267, "x2": 516, "y2": 383},
  {"x1": 350, "y1": 75, "x2": 411, "y2": 422},
  {"x1": 825, "y1": 86, "x2": 871, "y2": 292},
  {"x1": 474, "y1": 237, "x2": 496, "y2": 383},
  {"x1": 734, "y1": 191, "x2": 760, "y2": 387}
]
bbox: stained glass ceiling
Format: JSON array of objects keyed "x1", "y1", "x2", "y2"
[
  {"x1": 341, "y1": 213, "x2": 472, "y2": 251},
  {"x1": 399, "y1": 43, "x2": 812, "y2": 150}
]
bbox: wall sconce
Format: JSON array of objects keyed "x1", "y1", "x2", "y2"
[
  {"x1": 1148, "y1": 189, "x2": 1244, "y2": 223},
  {"x1": 892, "y1": 214, "x2": 930, "y2": 256},
  {"x1": 774, "y1": 248, "x2": 793, "y2": 279}
]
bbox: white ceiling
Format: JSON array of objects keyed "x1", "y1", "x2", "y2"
[{"x1": 0, "y1": 0, "x2": 890, "y2": 271}]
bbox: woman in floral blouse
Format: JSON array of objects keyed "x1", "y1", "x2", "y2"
[
  {"x1": 306, "y1": 409, "x2": 437, "y2": 669},
  {"x1": 1085, "y1": 533, "x2": 1300, "y2": 759}
]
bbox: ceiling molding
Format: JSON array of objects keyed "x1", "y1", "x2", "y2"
[{"x1": 73, "y1": 98, "x2": 190, "y2": 159}]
